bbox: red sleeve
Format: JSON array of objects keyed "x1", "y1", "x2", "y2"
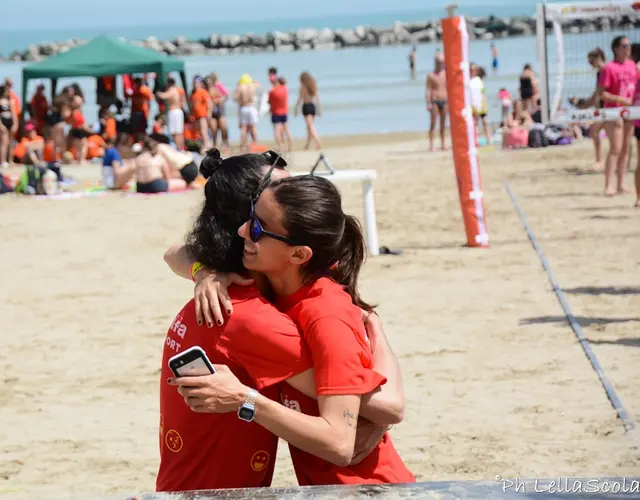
[
  {"x1": 598, "y1": 65, "x2": 612, "y2": 90},
  {"x1": 306, "y1": 317, "x2": 386, "y2": 396},
  {"x1": 225, "y1": 310, "x2": 312, "y2": 390}
]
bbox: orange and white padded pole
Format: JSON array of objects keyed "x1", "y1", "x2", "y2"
[{"x1": 441, "y1": 4, "x2": 489, "y2": 248}]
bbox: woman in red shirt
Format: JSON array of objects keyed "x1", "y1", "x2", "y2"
[{"x1": 169, "y1": 172, "x2": 414, "y2": 485}]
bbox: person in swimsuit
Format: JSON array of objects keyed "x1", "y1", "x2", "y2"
[
  {"x1": 426, "y1": 53, "x2": 448, "y2": 151},
  {"x1": 597, "y1": 35, "x2": 636, "y2": 196},
  {"x1": 408, "y1": 46, "x2": 417, "y2": 80},
  {"x1": 206, "y1": 73, "x2": 230, "y2": 152},
  {"x1": 131, "y1": 138, "x2": 186, "y2": 194},
  {"x1": 234, "y1": 74, "x2": 259, "y2": 152},
  {"x1": 295, "y1": 71, "x2": 322, "y2": 150},
  {"x1": 0, "y1": 85, "x2": 17, "y2": 168},
  {"x1": 156, "y1": 77, "x2": 185, "y2": 151},
  {"x1": 519, "y1": 64, "x2": 538, "y2": 112},
  {"x1": 491, "y1": 44, "x2": 499, "y2": 72},
  {"x1": 569, "y1": 48, "x2": 607, "y2": 170},
  {"x1": 149, "y1": 132, "x2": 199, "y2": 186}
]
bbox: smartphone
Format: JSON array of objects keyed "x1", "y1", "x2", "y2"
[{"x1": 168, "y1": 346, "x2": 216, "y2": 378}]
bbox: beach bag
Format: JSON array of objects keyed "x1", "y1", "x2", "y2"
[
  {"x1": 543, "y1": 126, "x2": 563, "y2": 145},
  {"x1": 528, "y1": 124, "x2": 549, "y2": 148},
  {"x1": 15, "y1": 165, "x2": 49, "y2": 195},
  {"x1": 0, "y1": 173, "x2": 13, "y2": 194},
  {"x1": 504, "y1": 127, "x2": 529, "y2": 149}
]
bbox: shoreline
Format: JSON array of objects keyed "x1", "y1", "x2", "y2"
[{"x1": 3, "y1": 13, "x2": 631, "y2": 63}]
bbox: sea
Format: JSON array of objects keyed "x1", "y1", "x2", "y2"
[{"x1": 0, "y1": 5, "x2": 634, "y2": 138}]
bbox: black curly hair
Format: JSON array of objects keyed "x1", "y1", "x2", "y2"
[{"x1": 184, "y1": 148, "x2": 285, "y2": 274}]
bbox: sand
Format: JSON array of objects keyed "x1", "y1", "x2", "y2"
[{"x1": 1, "y1": 136, "x2": 639, "y2": 499}]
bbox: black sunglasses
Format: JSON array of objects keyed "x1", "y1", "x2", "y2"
[
  {"x1": 247, "y1": 151, "x2": 300, "y2": 245},
  {"x1": 249, "y1": 198, "x2": 300, "y2": 245}
]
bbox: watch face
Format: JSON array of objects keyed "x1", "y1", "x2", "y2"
[{"x1": 238, "y1": 406, "x2": 255, "y2": 422}]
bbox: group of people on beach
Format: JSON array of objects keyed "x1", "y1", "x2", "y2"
[
  {"x1": 155, "y1": 148, "x2": 415, "y2": 491},
  {"x1": 569, "y1": 36, "x2": 640, "y2": 204},
  {"x1": 0, "y1": 65, "x2": 325, "y2": 195}
]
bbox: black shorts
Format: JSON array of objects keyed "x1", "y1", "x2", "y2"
[
  {"x1": 137, "y1": 178, "x2": 169, "y2": 194},
  {"x1": 131, "y1": 111, "x2": 148, "y2": 135},
  {"x1": 180, "y1": 161, "x2": 198, "y2": 183},
  {"x1": 635, "y1": 126, "x2": 640, "y2": 140},
  {"x1": 271, "y1": 114, "x2": 287, "y2": 124},
  {"x1": 70, "y1": 128, "x2": 91, "y2": 139},
  {"x1": 431, "y1": 99, "x2": 447, "y2": 112},
  {"x1": 46, "y1": 111, "x2": 63, "y2": 127},
  {"x1": 302, "y1": 103, "x2": 316, "y2": 117},
  {"x1": 1, "y1": 116, "x2": 13, "y2": 130}
]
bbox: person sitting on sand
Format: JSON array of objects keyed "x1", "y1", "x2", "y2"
[
  {"x1": 130, "y1": 138, "x2": 186, "y2": 194},
  {"x1": 426, "y1": 53, "x2": 448, "y2": 151},
  {"x1": 102, "y1": 133, "x2": 136, "y2": 190},
  {"x1": 148, "y1": 133, "x2": 199, "y2": 187}
]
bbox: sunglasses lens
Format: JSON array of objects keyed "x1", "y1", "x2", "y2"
[{"x1": 250, "y1": 217, "x2": 261, "y2": 242}]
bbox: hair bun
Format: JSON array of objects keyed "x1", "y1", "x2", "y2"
[{"x1": 200, "y1": 148, "x2": 223, "y2": 179}]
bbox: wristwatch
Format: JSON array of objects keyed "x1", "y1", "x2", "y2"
[{"x1": 238, "y1": 388, "x2": 259, "y2": 422}]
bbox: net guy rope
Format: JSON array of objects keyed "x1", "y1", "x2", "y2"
[{"x1": 504, "y1": 182, "x2": 637, "y2": 439}]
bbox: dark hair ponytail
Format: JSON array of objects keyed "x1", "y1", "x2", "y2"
[
  {"x1": 328, "y1": 214, "x2": 372, "y2": 311},
  {"x1": 270, "y1": 175, "x2": 374, "y2": 311}
]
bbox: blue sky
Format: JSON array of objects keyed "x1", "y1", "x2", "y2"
[{"x1": 7, "y1": 0, "x2": 532, "y2": 30}]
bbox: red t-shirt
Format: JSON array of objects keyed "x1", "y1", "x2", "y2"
[
  {"x1": 268, "y1": 85, "x2": 288, "y2": 116},
  {"x1": 156, "y1": 285, "x2": 312, "y2": 492},
  {"x1": 276, "y1": 277, "x2": 415, "y2": 485}
]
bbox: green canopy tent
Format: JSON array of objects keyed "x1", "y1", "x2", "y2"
[{"x1": 21, "y1": 35, "x2": 188, "y2": 129}]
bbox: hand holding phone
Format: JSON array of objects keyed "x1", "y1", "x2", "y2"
[{"x1": 168, "y1": 346, "x2": 215, "y2": 378}]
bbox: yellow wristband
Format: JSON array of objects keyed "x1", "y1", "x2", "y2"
[{"x1": 190, "y1": 261, "x2": 205, "y2": 282}]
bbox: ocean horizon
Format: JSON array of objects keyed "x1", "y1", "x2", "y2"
[{"x1": 0, "y1": 6, "x2": 540, "y2": 56}]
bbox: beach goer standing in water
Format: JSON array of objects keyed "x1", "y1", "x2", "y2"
[
  {"x1": 408, "y1": 46, "x2": 417, "y2": 80},
  {"x1": 156, "y1": 77, "x2": 185, "y2": 151},
  {"x1": 426, "y1": 53, "x2": 448, "y2": 151},
  {"x1": 234, "y1": 74, "x2": 259, "y2": 152},
  {"x1": 269, "y1": 77, "x2": 293, "y2": 151},
  {"x1": 597, "y1": 36, "x2": 636, "y2": 196},
  {"x1": 491, "y1": 44, "x2": 499, "y2": 73},
  {"x1": 295, "y1": 72, "x2": 322, "y2": 150}
]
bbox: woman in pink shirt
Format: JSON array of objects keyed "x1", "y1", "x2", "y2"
[{"x1": 597, "y1": 36, "x2": 636, "y2": 196}]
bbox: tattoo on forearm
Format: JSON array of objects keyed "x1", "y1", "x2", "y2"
[{"x1": 343, "y1": 409, "x2": 357, "y2": 427}]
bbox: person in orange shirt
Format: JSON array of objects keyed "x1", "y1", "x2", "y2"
[
  {"x1": 269, "y1": 77, "x2": 293, "y2": 151},
  {"x1": 130, "y1": 77, "x2": 153, "y2": 138},
  {"x1": 29, "y1": 84, "x2": 49, "y2": 135},
  {"x1": 166, "y1": 168, "x2": 413, "y2": 486},
  {"x1": 190, "y1": 76, "x2": 212, "y2": 152},
  {"x1": 99, "y1": 107, "x2": 117, "y2": 142},
  {"x1": 13, "y1": 122, "x2": 44, "y2": 165}
]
